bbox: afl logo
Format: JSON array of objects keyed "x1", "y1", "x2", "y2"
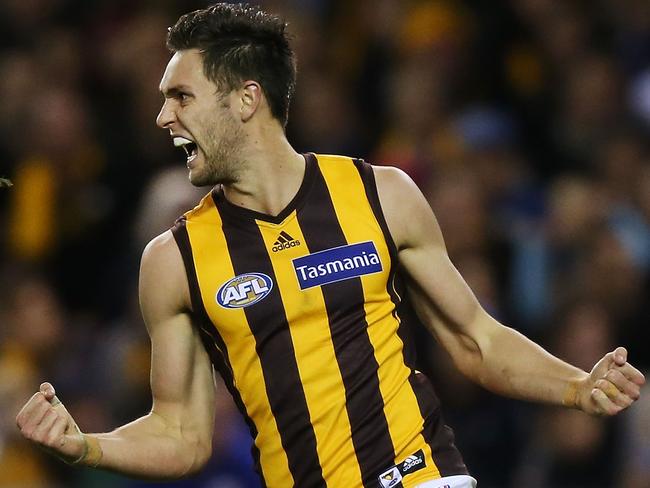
[{"x1": 216, "y1": 273, "x2": 273, "y2": 309}]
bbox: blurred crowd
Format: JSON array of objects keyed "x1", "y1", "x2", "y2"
[{"x1": 1, "y1": 0, "x2": 649, "y2": 487}]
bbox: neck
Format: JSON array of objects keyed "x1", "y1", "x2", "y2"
[{"x1": 222, "y1": 125, "x2": 305, "y2": 217}]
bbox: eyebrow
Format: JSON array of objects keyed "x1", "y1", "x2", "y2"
[{"x1": 160, "y1": 85, "x2": 193, "y2": 98}]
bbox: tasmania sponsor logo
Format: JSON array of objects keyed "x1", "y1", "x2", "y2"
[
  {"x1": 292, "y1": 241, "x2": 382, "y2": 290},
  {"x1": 216, "y1": 273, "x2": 273, "y2": 308},
  {"x1": 378, "y1": 467, "x2": 402, "y2": 488}
]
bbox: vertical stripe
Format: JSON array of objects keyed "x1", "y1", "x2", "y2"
[
  {"x1": 171, "y1": 218, "x2": 266, "y2": 486},
  {"x1": 318, "y1": 156, "x2": 442, "y2": 483},
  {"x1": 258, "y1": 215, "x2": 364, "y2": 487},
  {"x1": 353, "y1": 159, "x2": 417, "y2": 367},
  {"x1": 352, "y1": 160, "x2": 468, "y2": 478},
  {"x1": 352, "y1": 159, "x2": 398, "y2": 258},
  {"x1": 408, "y1": 372, "x2": 468, "y2": 478},
  {"x1": 178, "y1": 198, "x2": 293, "y2": 486},
  {"x1": 218, "y1": 209, "x2": 326, "y2": 487},
  {"x1": 296, "y1": 156, "x2": 395, "y2": 488}
]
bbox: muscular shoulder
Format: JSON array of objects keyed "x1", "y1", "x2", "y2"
[
  {"x1": 142, "y1": 230, "x2": 183, "y2": 270},
  {"x1": 140, "y1": 230, "x2": 191, "y2": 327},
  {"x1": 372, "y1": 164, "x2": 415, "y2": 190},
  {"x1": 372, "y1": 165, "x2": 444, "y2": 251}
]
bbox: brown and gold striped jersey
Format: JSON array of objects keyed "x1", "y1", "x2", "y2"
[{"x1": 172, "y1": 154, "x2": 468, "y2": 488}]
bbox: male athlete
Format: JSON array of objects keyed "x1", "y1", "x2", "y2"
[{"x1": 16, "y1": 4, "x2": 645, "y2": 488}]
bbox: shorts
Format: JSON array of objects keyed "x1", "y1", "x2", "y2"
[{"x1": 415, "y1": 474, "x2": 478, "y2": 488}]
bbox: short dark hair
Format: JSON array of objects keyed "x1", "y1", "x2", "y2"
[{"x1": 167, "y1": 3, "x2": 297, "y2": 127}]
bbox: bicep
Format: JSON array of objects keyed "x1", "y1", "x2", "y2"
[
  {"x1": 374, "y1": 166, "x2": 494, "y2": 352},
  {"x1": 139, "y1": 231, "x2": 216, "y2": 432},
  {"x1": 147, "y1": 312, "x2": 215, "y2": 423}
]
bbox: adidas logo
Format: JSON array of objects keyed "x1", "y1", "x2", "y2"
[
  {"x1": 272, "y1": 231, "x2": 301, "y2": 252},
  {"x1": 397, "y1": 449, "x2": 425, "y2": 476},
  {"x1": 401, "y1": 454, "x2": 423, "y2": 472}
]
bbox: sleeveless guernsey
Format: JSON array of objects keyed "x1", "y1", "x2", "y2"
[{"x1": 172, "y1": 153, "x2": 467, "y2": 488}]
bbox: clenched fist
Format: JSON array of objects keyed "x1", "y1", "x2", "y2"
[
  {"x1": 576, "y1": 347, "x2": 646, "y2": 416},
  {"x1": 16, "y1": 382, "x2": 87, "y2": 464}
]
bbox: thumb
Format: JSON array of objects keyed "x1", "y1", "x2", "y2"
[
  {"x1": 613, "y1": 347, "x2": 627, "y2": 366},
  {"x1": 32, "y1": 389, "x2": 86, "y2": 463},
  {"x1": 39, "y1": 384, "x2": 78, "y2": 432},
  {"x1": 39, "y1": 382, "x2": 56, "y2": 402},
  {"x1": 40, "y1": 383, "x2": 66, "y2": 413}
]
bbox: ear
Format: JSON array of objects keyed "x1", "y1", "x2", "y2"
[{"x1": 239, "y1": 81, "x2": 262, "y2": 122}]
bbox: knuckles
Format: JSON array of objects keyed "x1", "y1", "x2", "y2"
[
  {"x1": 20, "y1": 425, "x2": 36, "y2": 439},
  {"x1": 17, "y1": 404, "x2": 61, "y2": 444},
  {"x1": 45, "y1": 432, "x2": 62, "y2": 447},
  {"x1": 589, "y1": 387, "x2": 625, "y2": 416},
  {"x1": 15, "y1": 390, "x2": 65, "y2": 446},
  {"x1": 595, "y1": 379, "x2": 608, "y2": 391}
]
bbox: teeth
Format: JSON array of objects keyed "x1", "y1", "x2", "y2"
[{"x1": 173, "y1": 136, "x2": 193, "y2": 147}]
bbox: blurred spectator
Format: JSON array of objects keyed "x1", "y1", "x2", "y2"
[
  {"x1": 555, "y1": 54, "x2": 625, "y2": 170},
  {"x1": 621, "y1": 375, "x2": 650, "y2": 488},
  {"x1": 512, "y1": 300, "x2": 621, "y2": 488},
  {"x1": 1, "y1": 0, "x2": 649, "y2": 486},
  {"x1": 0, "y1": 269, "x2": 69, "y2": 487}
]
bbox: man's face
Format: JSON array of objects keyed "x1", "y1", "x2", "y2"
[{"x1": 157, "y1": 49, "x2": 245, "y2": 186}]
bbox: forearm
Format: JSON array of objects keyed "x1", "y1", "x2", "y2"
[
  {"x1": 83, "y1": 411, "x2": 210, "y2": 479},
  {"x1": 454, "y1": 314, "x2": 589, "y2": 407},
  {"x1": 462, "y1": 315, "x2": 588, "y2": 407}
]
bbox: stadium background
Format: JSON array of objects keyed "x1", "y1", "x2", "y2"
[{"x1": 1, "y1": 0, "x2": 649, "y2": 486}]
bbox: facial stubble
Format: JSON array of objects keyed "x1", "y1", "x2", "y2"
[{"x1": 189, "y1": 103, "x2": 247, "y2": 187}]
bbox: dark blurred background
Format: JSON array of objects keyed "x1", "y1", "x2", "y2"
[{"x1": 1, "y1": 0, "x2": 649, "y2": 487}]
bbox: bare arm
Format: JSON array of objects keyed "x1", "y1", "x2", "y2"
[
  {"x1": 374, "y1": 166, "x2": 645, "y2": 415},
  {"x1": 17, "y1": 230, "x2": 217, "y2": 478}
]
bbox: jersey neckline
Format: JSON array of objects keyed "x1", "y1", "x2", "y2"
[{"x1": 211, "y1": 153, "x2": 317, "y2": 225}]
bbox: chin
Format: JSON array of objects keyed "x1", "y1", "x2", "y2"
[
  {"x1": 189, "y1": 177, "x2": 214, "y2": 188},
  {"x1": 188, "y1": 170, "x2": 211, "y2": 187},
  {"x1": 189, "y1": 170, "x2": 231, "y2": 187}
]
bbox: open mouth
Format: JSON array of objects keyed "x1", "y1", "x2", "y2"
[{"x1": 173, "y1": 136, "x2": 198, "y2": 161}]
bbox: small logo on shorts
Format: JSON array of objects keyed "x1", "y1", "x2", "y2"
[
  {"x1": 272, "y1": 231, "x2": 301, "y2": 252},
  {"x1": 379, "y1": 450, "x2": 427, "y2": 487},
  {"x1": 378, "y1": 467, "x2": 402, "y2": 488},
  {"x1": 216, "y1": 273, "x2": 273, "y2": 308}
]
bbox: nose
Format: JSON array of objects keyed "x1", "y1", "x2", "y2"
[{"x1": 156, "y1": 99, "x2": 175, "y2": 129}]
